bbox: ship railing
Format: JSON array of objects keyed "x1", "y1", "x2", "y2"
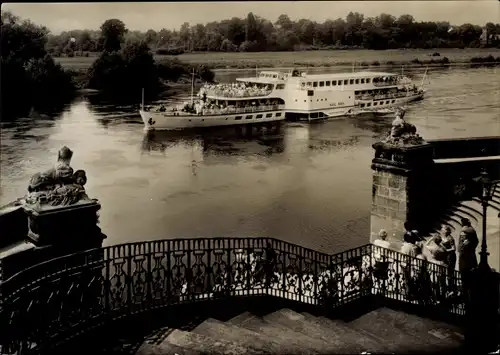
[
  {"x1": 355, "y1": 92, "x2": 419, "y2": 101},
  {"x1": 202, "y1": 88, "x2": 273, "y2": 98},
  {"x1": 200, "y1": 104, "x2": 284, "y2": 116}
]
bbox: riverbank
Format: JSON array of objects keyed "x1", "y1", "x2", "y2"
[
  {"x1": 56, "y1": 48, "x2": 500, "y2": 72},
  {"x1": 66, "y1": 52, "x2": 500, "y2": 93}
]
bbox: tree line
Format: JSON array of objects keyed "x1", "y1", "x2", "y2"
[
  {"x1": 46, "y1": 12, "x2": 500, "y2": 56},
  {"x1": 1, "y1": 12, "x2": 215, "y2": 119}
]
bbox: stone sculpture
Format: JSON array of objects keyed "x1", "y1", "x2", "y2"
[
  {"x1": 384, "y1": 107, "x2": 425, "y2": 146},
  {"x1": 24, "y1": 146, "x2": 90, "y2": 207}
]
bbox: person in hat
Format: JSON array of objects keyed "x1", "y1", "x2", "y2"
[{"x1": 458, "y1": 218, "x2": 478, "y2": 274}]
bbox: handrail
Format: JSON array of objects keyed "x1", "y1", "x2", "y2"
[
  {"x1": 200, "y1": 104, "x2": 283, "y2": 116},
  {"x1": 202, "y1": 88, "x2": 273, "y2": 98},
  {"x1": 0, "y1": 238, "x2": 469, "y2": 354}
]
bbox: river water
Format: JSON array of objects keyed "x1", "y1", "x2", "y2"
[{"x1": 1, "y1": 66, "x2": 499, "y2": 254}]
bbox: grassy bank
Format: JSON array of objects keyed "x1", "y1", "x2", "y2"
[{"x1": 55, "y1": 48, "x2": 500, "y2": 72}]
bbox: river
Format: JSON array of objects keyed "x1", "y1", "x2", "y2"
[{"x1": 1, "y1": 66, "x2": 499, "y2": 254}]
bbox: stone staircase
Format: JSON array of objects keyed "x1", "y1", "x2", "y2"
[
  {"x1": 434, "y1": 190, "x2": 500, "y2": 271},
  {"x1": 135, "y1": 307, "x2": 465, "y2": 355}
]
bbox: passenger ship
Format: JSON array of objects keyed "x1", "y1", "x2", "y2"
[
  {"x1": 282, "y1": 69, "x2": 425, "y2": 121},
  {"x1": 139, "y1": 70, "x2": 286, "y2": 131},
  {"x1": 139, "y1": 68, "x2": 426, "y2": 130}
]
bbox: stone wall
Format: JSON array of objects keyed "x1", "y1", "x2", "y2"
[
  {"x1": 371, "y1": 135, "x2": 500, "y2": 248},
  {"x1": 371, "y1": 170, "x2": 408, "y2": 245},
  {"x1": 370, "y1": 141, "x2": 435, "y2": 247}
]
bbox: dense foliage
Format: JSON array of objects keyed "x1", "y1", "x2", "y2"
[
  {"x1": 1, "y1": 11, "x2": 75, "y2": 119},
  {"x1": 45, "y1": 12, "x2": 500, "y2": 55},
  {"x1": 86, "y1": 20, "x2": 215, "y2": 97}
]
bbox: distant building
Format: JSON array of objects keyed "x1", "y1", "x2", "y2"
[{"x1": 480, "y1": 28, "x2": 500, "y2": 45}]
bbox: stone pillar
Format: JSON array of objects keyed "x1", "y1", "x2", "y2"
[{"x1": 370, "y1": 141, "x2": 435, "y2": 246}]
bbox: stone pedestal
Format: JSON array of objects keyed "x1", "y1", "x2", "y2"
[
  {"x1": 0, "y1": 198, "x2": 106, "y2": 281},
  {"x1": 21, "y1": 198, "x2": 105, "y2": 251},
  {"x1": 370, "y1": 141, "x2": 435, "y2": 246}
]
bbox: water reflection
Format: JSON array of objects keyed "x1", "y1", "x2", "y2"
[{"x1": 141, "y1": 123, "x2": 286, "y2": 161}]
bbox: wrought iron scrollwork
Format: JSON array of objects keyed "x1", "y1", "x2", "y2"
[{"x1": 0, "y1": 238, "x2": 467, "y2": 354}]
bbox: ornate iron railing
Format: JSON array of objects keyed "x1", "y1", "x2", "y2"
[{"x1": 0, "y1": 238, "x2": 466, "y2": 355}]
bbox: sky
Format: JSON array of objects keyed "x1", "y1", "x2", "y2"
[{"x1": 2, "y1": 1, "x2": 499, "y2": 34}]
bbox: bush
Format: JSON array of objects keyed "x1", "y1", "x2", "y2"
[
  {"x1": 87, "y1": 42, "x2": 160, "y2": 96},
  {"x1": 156, "y1": 47, "x2": 185, "y2": 55}
]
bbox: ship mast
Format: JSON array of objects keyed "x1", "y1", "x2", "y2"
[
  {"x1": 141, "y1": 88, "x2": 144, "y2": 110},
  {"x1": 191, "y1": 68, "x2": 195, "y2": 105}
]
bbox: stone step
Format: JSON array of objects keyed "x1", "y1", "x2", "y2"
[
  {"x1": 451, "y1": 206, "x2": 480, "y2": 224},
  {"x1": 136, "y1": 333, "x2": 203, "y2": 355},
  {"x1": 227, "y1": 311, "x2": 255, "y2": 326},
  {"x1": 301, "y1": 312, "x2": 392, "y2": 354},
  {"x1": 160, "y1": 328, "x2": 262, "y2": 355},
  {"x1": 192, "y1": 317, "x2": 282, "y2": 354},
  {"x1": 348, "y1": 307, "x2": 462, "y2": 354},
  {"x1": 374, "y1": 307, "x2": 464, "y2": 344},
  {"x1": 263, "y1": 309, "x2": 367, "y2": 354},
  {"x1": 236, "y1": 315, "x2": 323, "y2": 354}
]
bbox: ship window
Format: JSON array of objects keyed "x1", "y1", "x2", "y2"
[
  {"x1": 256, "y1": 114, "x2": 263, "y2": 118},
  {"x1": 367, "y1": 103, "x2": 371, "y2": 107},
  {"x1": 273, "y1": 75, "x2": 277, "y2": 78},
  {"x1": 246, "y1": 115, "x2": 252, "y2": 119},
  {"x1": 386, "y1": 100, "x2": 390, "y2": 104},
  {"x1": 391, "y1": 100, "x2": 395, "y2": 103},
  {"x1": 355, "y1": 79, "x2": 359, "y2": 84},
  {"x1": 332, "y1": 80, "x2": 336, "y2": 86},
  {"x1": 276, "y1": 84, "x2": 285, "y2": 90},
  {"x1": 307, "y1": 90, "x2": 314, "y2": 96},
  {"x1": 307, "y1": 82, "x2": 312, "y2": 87},
  {"x1": 325, "y1": 81, "x2": 330, "y2": 86},
  {"x1": 313, "y1": 82, "x2": 318, "y2": 87},
  {"x1": 266, "y1": 113, "x2": 272, "y2": 118},
  {"x1": 349, "y1": 79, "x2": 354, "y2": 85},
  {"x1": 374, "y1": 102, "x2": 378, "y2": 106},
  {"x1": 361, "y1": 103, "x2": 365, "y2": 108},
  {"x1": 318, "y1": 112, "x2": 324, "y2": 118},
  {"x1": 366, "y1": 78, "x2": 371, "y2": 83},
  {"x1": 344, "y1": 80, "x2": 348, "y2": 85},
  {"x1": 361, "y1": 79, "x2": 365, "y2": 84},
  {"x1": 276, "y1": 112, "x2": 282, "y2": 117},
  {"x1": 235, "y1": 116, "x2": 242, "y2": 120},
  {"x1": 319, "y1": 81, "x2": 324, "y2": 87},
  {"x1": 300, "y1": 82, "x2": 305, "y2": 87}
]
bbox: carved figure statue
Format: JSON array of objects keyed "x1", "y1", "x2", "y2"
[
  {"x1": 24, "y1": 146, "x2": 90, "y2": 207},
  {"x1": 384, "y1": 107, "x2": 424, "y2": 146}
]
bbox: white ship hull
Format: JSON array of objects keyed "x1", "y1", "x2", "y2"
[
  {"x1": 285, "y1": 92, "x2": 424, "y2": 121},
  {"x1": 140, "y1": 109, "x2": 285, "y2": 131}
]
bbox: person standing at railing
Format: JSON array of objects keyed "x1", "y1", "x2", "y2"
[
  {"x1": 373, "y1": 230, "x2": 391, "y2": 281},
  {"x1": 401, "y1": 231, "x2": 422, "y2": 301},
  {"x1": 263, "y1": 242, "x2": 277, "y2": 287},
  {"x1": 458, "y1": 218, "x2": 479, "y2": 293},
  {"x1": 440, "y1": 225, "x2": 458, "y2": 296}
]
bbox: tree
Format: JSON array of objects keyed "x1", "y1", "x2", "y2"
[
  {"x1": 179, "y1": 22, "x2": 191, "y2": 50},
  {"x1": 99, "y1": 19, "x2": 127, "y2": 52},
  {"x1": 485, "y1": 22, "x2": 496, "y2": 46},
  {"x1": 87, "y1": 41, "x2": 160, "y2": 96},
  {"x1": 1, "y1": 11, "x2": 75, "y2": 118},
  {"x1": 77, "y1": 30, "x2": 93, "y2": 51},
  {"x1": 275, "y1": 14, "x2": 293, "y2": 31},
  {"x1": 245, "y1": 12, "x2": 258, "y2": 42}
]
